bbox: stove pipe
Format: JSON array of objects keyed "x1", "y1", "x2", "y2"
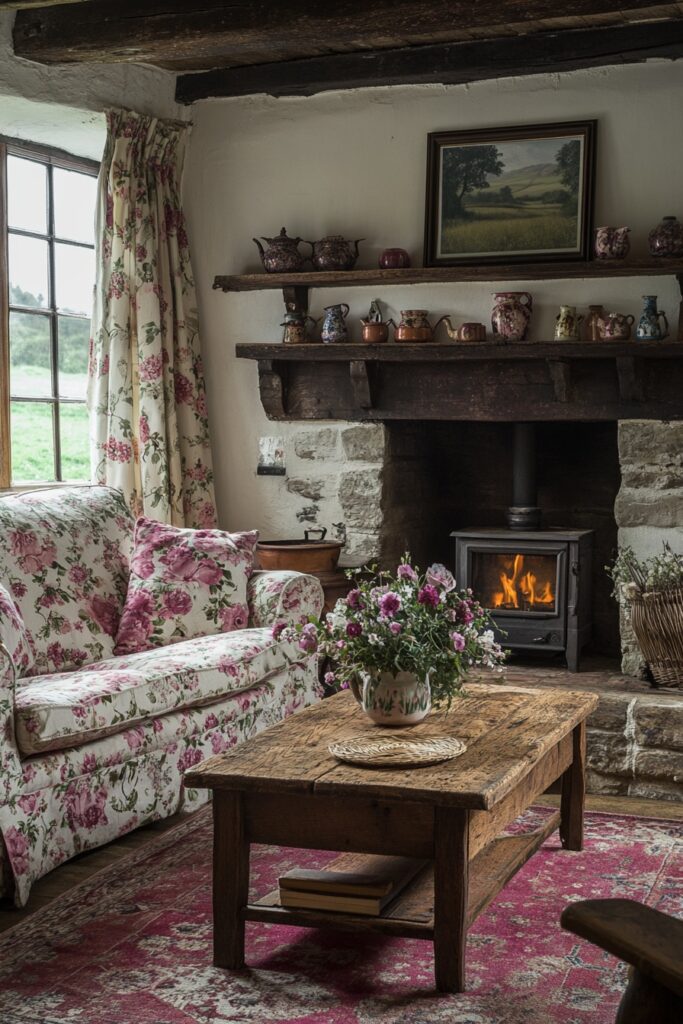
[{"x1": 507, "y1": 422, "x2": 541, "y2": 531}]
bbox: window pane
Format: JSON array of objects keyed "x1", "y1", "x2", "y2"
[
  {"x1": 53, "y1": 168, "x2": 97, "y2": 244},
  {"x1": 9, "y1": 311, "x2": 52, "y2": 398},
  {"x1": 59, "y1": 403, "x2": 90, "y2": 481},
  {"x1": 7, "y1": 155, "x2": 47, "y2": 234},
  {"x1": 10, "y1": 401, "x2": 55, "y2": 482},
  {"x1": 55, "y1": 242, "x2": 94, "y2": 315},
  {"x1": 8, "y1": 234, "x2": 49, "y2": 308},
  {"x1": 58, "y1": 316, "x2": 90, "y2": 399}
]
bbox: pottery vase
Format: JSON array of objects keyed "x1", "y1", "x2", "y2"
[
  {"x1": 321, "y1": 303, "x2": 350, "y2": 344},
  {"x1": 648, "y1": 216, "x2": 683, "y2": 258},
  {"x1": 554, "y1": 304, "x2": 583, "y2": 341},
  {"x1": 491, "y1": 291, "x2": 533, "y2": 343},
  {"x1": 601, "y1": 312, "x2": 635, "y2": 341},
  {"x1": 350, "y1": 670, "x2": 432, "y2": 726},
  {"x1": 636, "y1": 295, "x2": 669, "y2": 341},
  {"x1": 379, "y1": 247, "x2": 411, "y2": 269},
  {"x1": 585, "y1": 305, "x2": 606, "y2": 341},
  {"x1": 280, "y1": 311, "x2": 317, "y2": 345},
  {"x1": 594, "y1": 226, "x2": 630, "y2": 260}
]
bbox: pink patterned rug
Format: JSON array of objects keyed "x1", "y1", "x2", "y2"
[{"x1": 0, "y1": 806, "x2": 680, "y2": 1024}]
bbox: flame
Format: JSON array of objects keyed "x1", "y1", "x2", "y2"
[{"x1": 491, "y1": 554, "x2": 555, "y2": 610}]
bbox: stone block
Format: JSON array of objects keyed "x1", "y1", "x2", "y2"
[
  {"x1": 286, "y1": 477, "x2": 325, "y2": 501},
  {"x1": 341, "y1": 424, "x2": 385, "y2": 462},
  {"x1": 633, "y1": 748, "x2": 683, "y2": 783},
  {"x1": 587, "y1": 694, "x2": 629, "y2": 732},
  {"x1": 620, "y1": 466, "x2": 683, "y2": 491},
  {"x1": 586, "y1": 769, "x2": 630, "y2": 796},
  {"x1": 340, "y1": 530, "x2": 381, "y2": 567},
  {"x1": 634, "y1": 701, "x2": 683, "y2": 751},
  {"x1": 338, "y1": 468, "x2": 383, "y2": 529},
  {"x1": 628, "y1": 778, "x2": 683, "y2": 803},
  {"x1": 586, "y1": 730, "x2": 631, "y2": 776},
  {"x1": 614, "y1": 488, "x2": 683, "y2": 528},
  {"x1": 293, "y1": 428, "x2": 339, "y2": 461},
  {"x1": 618, "y1": 420, "x2": 683, "y2": 466}
]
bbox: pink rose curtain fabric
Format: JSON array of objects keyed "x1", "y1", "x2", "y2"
[{"x1": 87, "y1": 108, "x2": 216, "y2": 527}]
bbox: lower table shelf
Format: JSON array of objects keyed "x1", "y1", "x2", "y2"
[{"x1": 245, "y1": 809, "x2": 561, "y2": 940}]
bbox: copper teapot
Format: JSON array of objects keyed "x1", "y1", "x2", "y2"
[
  {"x1": 253, "y1": 227, "x2": 307, "y2": 273},
  {"x1": 395, "y1": 309, "x2": 443, "y2": 343},
  {"x1": 308, "y1": 235, "x2": 364, "y2": 272}
]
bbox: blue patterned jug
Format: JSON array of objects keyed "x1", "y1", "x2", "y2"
[
  {"x1": 321, "y1": 303, "x2": 350, "y2": 344},
  {"x1": 636, "y1": 295, "x2": 669, "y2": 341}
]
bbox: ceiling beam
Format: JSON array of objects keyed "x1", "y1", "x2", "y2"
[
  {"x1": 12, "y1": 1, "x2": 683, "y2": 70},
  {"x1": 175, "y1": 19, "x2": 683, "y2": 102}
]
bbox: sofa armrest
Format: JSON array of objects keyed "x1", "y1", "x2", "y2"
[
  {"x1": 0, "y1": 643, "x2": 23, "y2": 802},
  {"x1": 248, "y1": 570, "x2": 325, "y2": 628}
]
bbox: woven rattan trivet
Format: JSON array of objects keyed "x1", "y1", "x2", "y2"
[{"x1": 328, "y1": 734, "x2": 466, "y2": 769}]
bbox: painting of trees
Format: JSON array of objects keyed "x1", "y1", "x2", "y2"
[{"x1": 441, "y1": 144, "x2": 504, "y2": 219}]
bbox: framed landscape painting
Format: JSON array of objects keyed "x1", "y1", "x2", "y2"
[{"x1": 424, "y1": 120, "x2": 596, "y2": 266}]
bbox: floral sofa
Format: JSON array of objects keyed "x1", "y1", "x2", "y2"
[{"x1": 0, "y1": 486, "x2": 324, "y2": 906}]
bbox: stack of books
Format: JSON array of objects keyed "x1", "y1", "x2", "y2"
[{"x1": 278, "y1": 853, "x2": 425, "y2": 917}]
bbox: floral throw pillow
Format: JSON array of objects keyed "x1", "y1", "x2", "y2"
[
  {"x1": 114, "y1": 518, "x2": 258, "y2": 655},
  {"x1": 0, "y1": 581, "x2": 35, "y2": 678}
]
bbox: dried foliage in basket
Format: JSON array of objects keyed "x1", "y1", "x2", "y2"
[{"x1": 607, "y1": 543, "x2": 683, "y2": 689}]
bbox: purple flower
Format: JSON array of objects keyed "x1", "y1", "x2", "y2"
[
  {"x1": 389, "y1": 621, "x2": 402, "y2": 635},
  {"x1": 324, "y1": 671, "x2": 336, "y2": 685},
  {"x1": 426, "y1": 563, "x2": 456, "y2": 592},
  {"x1": 346, "y1": 621, "x2": 362, "y2": 638},
  {"x1": 451, "y1": 631, "x2": 466, "y2": 652},
  {"x1": 346, "y1": 588, "x2": 363, "y2": 609},
  {"x1": 298, "y1": 623, "x2": 318, "y2": 653},
  {"x1": 417, "y1": 584, "x2": 440, "y2": 608},
  {"x1": 397, "y1": 563, "x2": 417, "y2": 581},
  {"x1": 379, "y1": 591, "x2": 402, "y2": 618}
]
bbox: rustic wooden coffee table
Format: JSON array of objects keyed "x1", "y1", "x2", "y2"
[{"x1": 185, "y1": 683, "x2": 597, "y2": 993}]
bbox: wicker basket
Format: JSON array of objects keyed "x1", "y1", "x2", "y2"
[{"x1": 628, "y1": 587, "x2": 683, "y2": 689}]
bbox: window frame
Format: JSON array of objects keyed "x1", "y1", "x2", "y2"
[{"x1": 0, "y1": 135, "x2": 100, "y2": 489}]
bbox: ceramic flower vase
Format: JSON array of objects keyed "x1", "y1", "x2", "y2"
[
  {"x1": 648, "y1": 216, "x2": 683, "y2": 258},
  {"x1": 350, "y1": 670, "x2": 432, "y2": 726},
  {"x1": 636, "y1": 295, "x2": 669, "y2": 341},
  {"x1": 491, "y1": 291, "x2": 533, "y2": 343}
]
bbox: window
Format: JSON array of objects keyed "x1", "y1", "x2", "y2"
[{"x1": 0, "y1": 138, "x2": 99, "y2": 487}]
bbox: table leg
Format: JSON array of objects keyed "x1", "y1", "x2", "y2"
[
  {"x1": 560, "y1": 721, "x2": 586, "y2": 851},
  {"x1": 213, "y1": 790, "x2": 249, "y2": 968},
  {"x1": 433, "y1": 807, "x2": 469, "y2": 993}
]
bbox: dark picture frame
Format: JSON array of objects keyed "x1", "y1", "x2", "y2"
[{"x1": 423, "y1": 120, "x2": 596, "y2": 266}]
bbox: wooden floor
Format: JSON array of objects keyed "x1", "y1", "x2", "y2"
[{"x1": 1, "y1": 794, "x2": 680, "y2": 935}]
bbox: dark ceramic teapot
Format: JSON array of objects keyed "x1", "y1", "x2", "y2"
[
  {"x1": 253, "y1": 227, "x2": 307, "y2": 273},
  {"x1": 308, "y1": 235, "x2": 364, "y2": 271}
]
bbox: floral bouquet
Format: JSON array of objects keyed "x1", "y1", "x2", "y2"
[{"x1": 275, "y1": 557, "x2": 505, "y2": 711}]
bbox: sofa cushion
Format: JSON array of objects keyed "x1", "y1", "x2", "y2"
[
  {"x1": 114, "y1": 517, "x2": 258, "y2": 655},
  {"x1": 15, "y1": 627, "x2": 302, "y2": 755},
  {"x1": 0, "y1": 487, "x2": 133, "y2": 676},
  {"x1": 0, "y1": 582, "x2": 34, "y2": 677}
]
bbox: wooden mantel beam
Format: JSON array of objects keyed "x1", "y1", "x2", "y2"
[
  {"x1": 176, "y1": 19, "x2": 683, "y2": 101},
  {"x1": 12, "y1": 1, "x2": 683, "y2": 70}
]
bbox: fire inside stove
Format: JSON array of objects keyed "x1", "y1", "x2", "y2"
[{"x1": 472, "y1": 552, "x2": 558, "y2": 614}]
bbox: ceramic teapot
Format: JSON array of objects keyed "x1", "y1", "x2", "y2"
[
  {"x1": 594, "y1": 226, "x2": 630, "y2": 260},
  {"x1": 253, "y1": 227, "x2": 307, "y2": 273},
  {"x1": 600, "y1": 312, "x2": 635, "y2": 340},
  {"x1": 394, "y1": 309, "x2": 442, "y2": 343},
  {"x1": 321, "y1": 303, "x2": 350, "y2": 344},
  {"x1": 636, "y1": 295, "x2": 669, "y2": 341},
  {"x1": 438, "y1": 317, "x2": 486, "y2": 343},
  {"x1": 308, "y1": 235, "x2": 364, "y2": 272}
]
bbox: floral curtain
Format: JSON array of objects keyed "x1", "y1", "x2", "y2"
[{"x1": 87, "y1": 107, "x2": 216, "y2": 528}]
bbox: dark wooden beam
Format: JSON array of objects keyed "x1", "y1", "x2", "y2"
[
  {"x1": 12, "y1": 1, "x2": 683, "y2": 71},
  {"x1": 176, "y1": 19, "x2": 683, "y2": 101}
]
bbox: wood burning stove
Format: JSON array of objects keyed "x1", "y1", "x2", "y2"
[
  {"x1": 452, "y1": 423, "x2": 593, "y2": 671},
  {"x1": 452, "y1": 528, "x2": 593, "y2": 670}
]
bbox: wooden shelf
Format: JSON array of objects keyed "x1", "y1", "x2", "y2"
[
  {"x1": 216, "y1": 258, "x2": 683, "y2": 293},
  {"x1": 245, "y1": 811, "x2": 561, "y2": 940}
]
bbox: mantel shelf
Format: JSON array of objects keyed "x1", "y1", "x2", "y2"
[
  {"x1": 235, "y1": 341, "x2": 683, "y2": 362},
  {"x1": 216, "y1": 258, "x2": 683, "y2": 293}
]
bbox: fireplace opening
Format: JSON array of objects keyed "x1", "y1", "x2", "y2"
[{"x1": 475, "y1": 551, "x2": 558, "y2": 613}]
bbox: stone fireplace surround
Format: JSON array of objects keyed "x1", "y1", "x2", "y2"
[{"x1": 269, "y1": 417, "x2": 682, "y2": 803}]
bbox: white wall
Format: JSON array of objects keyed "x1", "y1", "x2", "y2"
[
  {"x1": 0, "y1": 11, "x2": 183, "y2": 159},
  {"x1": 185, "y1": 61, "x2": 683, "y2": 540}
]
